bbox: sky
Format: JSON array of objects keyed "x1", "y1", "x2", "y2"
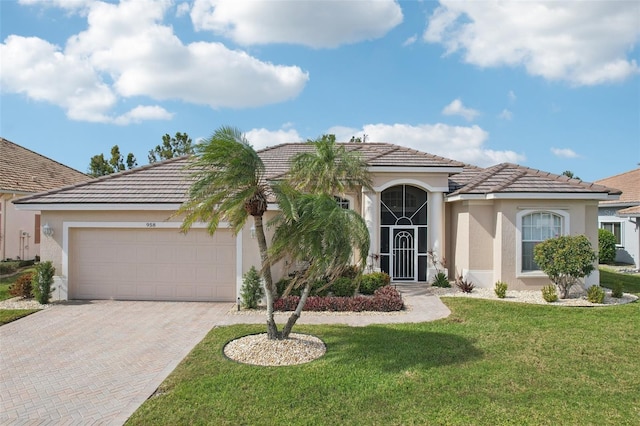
[{"x1": 1, "y1": 0, "x2": 639, "y2": 183}]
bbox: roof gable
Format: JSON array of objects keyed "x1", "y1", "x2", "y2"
[
  {"x1": 1, "y1": 138, "x2": 91, "y2": 193},
  {"x1": 448, "y1": 163, "x2": 620, "y2": 199}
]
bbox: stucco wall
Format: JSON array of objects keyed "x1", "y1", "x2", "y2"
[{"x1": 2, "y1": 194, "x2": 40, "y2": 261}]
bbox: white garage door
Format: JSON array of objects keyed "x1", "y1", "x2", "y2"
[{"x1": 69, "y1": 228, "x2": 236, "y2": 301}]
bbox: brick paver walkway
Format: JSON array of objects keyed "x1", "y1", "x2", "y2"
[{"x1": 0, "y1": 286, "x2": 449, "y2": 425}]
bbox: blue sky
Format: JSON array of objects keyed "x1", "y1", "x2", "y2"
[{"x1": 1, "y1": 0, "x2": 639, "y2": 182}]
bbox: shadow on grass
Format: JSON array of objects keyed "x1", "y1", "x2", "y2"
[{"x1": 319, "y1": 324, "x2": 482, "y2": 372}]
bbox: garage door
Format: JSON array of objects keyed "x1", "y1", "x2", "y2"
[{"x1": 69, "y1": 228, "x2": 236, "y2": 301}]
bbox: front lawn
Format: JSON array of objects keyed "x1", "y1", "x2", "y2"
[
  {"x1": 599, "y1": 267, "x2": 640, "y2": 295},
  {"x1": 128, "y1": 296, "x2": 640, "y2": 425},
  {"x1": 0, "y1": 309, "x2": 40, "y2": 325}
]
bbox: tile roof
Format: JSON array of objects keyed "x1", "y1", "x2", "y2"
[
  {"x1": 448, "y1": 163, "x2": 620, "y2": 197},
  {"x1": 617, "y1": 205, "x2": 640, "y2": 217},
  {"x1": 1, "y1": 138, "x2": 91, "y2": 193},
  {"x1": 595, "y1": 168, "x2": 640, "y2": 205},
  {"x1": 13, "y1": 142, "x2": 620, "y2": 206}
]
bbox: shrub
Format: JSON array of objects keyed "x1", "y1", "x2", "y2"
[
  {"x1": 533, "y1": 235, "x2": 597, "y2": 298},
  {"x1": 340, "y1": 265, "x2": 361, "y2": 279},
  {"x1": 32, "y1": 261, "x2": 55, "y2": 305},
  {"x1": 273, "y1": 285, "x2": 404, "y2": 312},
  {"x1": 542, "y1": 285, "x2": 558, "y2": 303},
  {"x1": 611, "y1": 282, "x2": 624, "y2": 298},
  {"x1": 586, "y1": 285, "x2": 605, "y2": 304},
  {"x1": 9, "y1": 272, "x2": 34, "y2": 299},
  {"x1": 18, "y1": 259, "x2": 35, "y2": 268},
  {"x1": 331, "y1": 277, "x2": 356, "y2": 297},
  {"x1": 240, "y1": 266, "x2": 263, "y2": 309},
  {"x1": 494, "y1": 281, "x2": 508, "y2": 299},
  {"x1": 432, "y1": 272, "x2": 450, "y2": 288},
  {"x1": 0, "y1": 261, "x2": 19, "y2": 275},
  {"x1": 598, "y1": 228, "x2": 617, "y2": 265},
  {"x1": 455, "y1": 272, "x2": 474, "y2": 293},
  {"x1": 358, "y1": 272, "x2": 391, "y2": 295}
]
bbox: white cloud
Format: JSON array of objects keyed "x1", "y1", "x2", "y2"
[
  {"x1": 19, "y1": 0, "x2": 93, "y2": 12},
  {"x1": 424, "y1": 1, "x2": 640, "y2": 85},
  {"x1": 1, "y1": 0, "x2": 309, "y2": 123},
  {"x1": 113, "y1": 105, "x2": 173, "y2": 125},
  {"x1": 403, "y1": 34, "x2": 418, "y2": 47},
  {"x1": 498, "y1": 109, "x2": 513, "y2": 120},
  {"x1": 508, "y1": 90, "x2": 516, "y2": 103},
  {"x1": 245, "y1": 127, "x2": 303, "y2": 150},
  {"x1": 442, "y1": 98, "x2": 480, "y2": 121},
  {"x1": 190, "y1": 0, "x2": 403, "y2": 48},
  {"x1": 328, "y1": 122, "x2": 525, "y2": 167},
  {"x1": 551, "y1": 147, "x2": 580, "y2": 159}
]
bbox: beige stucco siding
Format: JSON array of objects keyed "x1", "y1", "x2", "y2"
[
  {"x1": 372, "y1": 172, "x2": 450, "y2": 191},
  {"x1": 2, "y1": 193, "x2": 41, "y2": 261}
]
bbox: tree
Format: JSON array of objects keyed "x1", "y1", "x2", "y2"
[
  {"x1": 561, "y1": 170, "x2": 580, "y2": 180},
  {"x1": 598, "y1": 228, "x2": 617, "y2": 264},
  {"x1": 88, "y1": 145, "x2": 137, "y2": 177},
  {"x1": 266, "y1": 135, "x2": 373, "y2": 338},
  {"x1": 533, "y1": 235, "x2": 597, "y2": 298},
  {"x1": 288, "y1": 134, "x2": 372, "y2": 195},
  {"x1": 148, "y1": 132, "x2": 194, "y2": 163},
  {"x1": 174, "y1": 126, "x2": 280, "y2": 338},
  {"x1": 269, "y1": 192, "x2": 370, "y2": 338}
]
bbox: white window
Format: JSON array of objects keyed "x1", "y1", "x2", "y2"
[
  {"x1": 600, "y1": 222, "x2": 623, "y2": 246},
  {"x1": 517, "y1": 210, "x2": 569, "y2": 275},
  {"x1": 334, "y1": 196, "x2": 350, "y2": 210}
]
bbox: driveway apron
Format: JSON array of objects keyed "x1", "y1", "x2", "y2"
[{"x1": 0, "y1": 300, "x2": 233, "y2": 425}]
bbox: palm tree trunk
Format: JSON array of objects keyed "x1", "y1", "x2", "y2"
[
  {"x1": 281, "y1": 282, "x2": 312, "y2": 339},
  {"x1": 253, "y1": 215, "x2": 280, "y2": 339}
]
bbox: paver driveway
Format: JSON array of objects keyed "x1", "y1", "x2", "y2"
[{"x1": 0, "y1": 300, "x2": 233, "y2": 425}]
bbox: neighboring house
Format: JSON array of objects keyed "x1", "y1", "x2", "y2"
[
  {"x1": 14, "y1": 142, "x2": 619, "y2": 301},
  {"x1": 1, "y1": 138, "x2": 91, "y2": 261},
  {"x1": 595, "y1": 168, "x2": 640, "y2": 268}
]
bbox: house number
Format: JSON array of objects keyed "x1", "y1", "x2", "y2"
[{"x1": 146, "y1": 222, "x2": 157, "y2": 228}]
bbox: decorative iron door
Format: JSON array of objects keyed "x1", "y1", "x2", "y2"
[{"x1": 392, "y1": 228, "x2": 416, "y2": 281}]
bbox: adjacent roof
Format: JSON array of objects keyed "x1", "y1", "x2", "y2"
[
  {"x1": 13, "y1": 142, "x2": 620, "y2": 206},
  {"x1": 1, "y1": 138, "x2": 91, "y2": 193},
  {"x1": 617, "y1": 205, "x2": 640, "y2": 217},
  {"x1": 447, "y1": 163, "x2": 620, "y2": 199},
  {"x1": 595, "y1": 168, "x2": 640, "y2": 206}
]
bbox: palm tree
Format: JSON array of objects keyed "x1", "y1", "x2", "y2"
[
  {"x1": 269, "y1": 191, "x2": 370, "y2": 338},
  {"x1": 175, "y1": 126, "x2": 280, "y2": 338},
  {"x1": 267, "y1": 135, "x2": 373, "y2": 338},
  {"x1": 288, "y1": 134, "x2": 372, "y2": 195}
]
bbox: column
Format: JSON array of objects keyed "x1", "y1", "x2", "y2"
[
  {"x1": 429, "y1": 192, "x2": 444, "y2": 273},
  {"x1": 362, "y1": 189, "x2": 379, "y2": 270}
]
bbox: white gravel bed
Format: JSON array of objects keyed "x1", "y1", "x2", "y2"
[
  {"x1": 224, "y1": 333, "x2": 326, "y2": 366},
  {"x1": 429, "y1": 286, "x2": 637, "y2": 306},
  {"x1": 0, "y1": 297, "x2": 52, "y2": 310}
]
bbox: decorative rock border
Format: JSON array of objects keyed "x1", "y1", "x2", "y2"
[{"x1": 223, "y1": 333, "x2": 326, "y2": 366}]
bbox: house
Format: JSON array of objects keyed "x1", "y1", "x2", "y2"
[
  {"x1": 0, "y1": 138, "x2": 91, "y2": 261},
  {"x1": 13, "y1": 142, "x2": 619, "y2": 301},
  {"x1": 595, "y1": 168, "x2": 640, "y2": 268}
]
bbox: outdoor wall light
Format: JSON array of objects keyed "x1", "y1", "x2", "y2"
[
  {"x1": 250, "y1": 225, "x2": 256, "y2": 239},
  {"x1": 42, "y1": 223, "x2": 54, "y2": 238}
]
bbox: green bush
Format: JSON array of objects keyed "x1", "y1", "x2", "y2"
[
  {"x1": 0, "y1": 261, "x2": 20, "y2": 275},
  {"x1": 32, "y1": 261, "x2": 55, "y2": 305},
  {"x1": 330, "y1": 277, "x2": 356, "y2": 297},
  {"x1": 18, "y1": 259, "x2": 35, "y2": 268},
  {"x1": 598, "y1": 229, "x2": 617, "y2": 264},
  {"x1": 494, "y1": 281, "x2": 508, "y2": 299},
  {"x1": 340, "y1": 265, "x2": 361, "y2": 279},
  {"x1": 276, "y1": 278, "x2": 295, "y2": 298},
  {"x1": 542, "y1": 285, "x2": 558, "y2": 303},
  {"x1": 534, "y1": 235, "x2": 597, "y2": 298},
  {"x1": 9, "y1": 272, "x2": 34, "y2": 299},
  {"x1": 358, "y1": 272, "x2": 391, "y2": 295},
  {"x1": 586, "y1": 285, "x2": 605, "y2": 304},
  {"x1": 240, "y1": 266, "x2": 263, "y2": 309},
  {"x1": 432, "y1": 272, "x2": 450, "y2": 288},
  {"x1": 611, "y1": 282, "x2": 624, "y2": 298}
]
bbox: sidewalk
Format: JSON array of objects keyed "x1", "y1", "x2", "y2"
[{"x1": 217, "y1": 283, "x2": 451, "y2": 326}]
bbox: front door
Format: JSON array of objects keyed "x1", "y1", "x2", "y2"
[{"x1": 392, "y1": 227, "x2": 416, "y2": 281}]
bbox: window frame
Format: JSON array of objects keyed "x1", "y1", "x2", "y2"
[
  {"x1": 516, "y1": 209, "x2": 570, "y2": 277},
  {"x1": 599, "y1": 221, "x2": 623, "y2": 247}
]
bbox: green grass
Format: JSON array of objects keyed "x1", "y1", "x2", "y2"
[
  {"x1": 128, "y1": 294, "x2": 640, "y2": 425},
  {"x1": 0, "y1": 309, "x2": 39, "y2": 325},
  {"x1": 599, "y1": 267, "x2": 640, "y2": 295},
  {"x1": 0, "y1": 268, "x2": 35, "y2": 301}
]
